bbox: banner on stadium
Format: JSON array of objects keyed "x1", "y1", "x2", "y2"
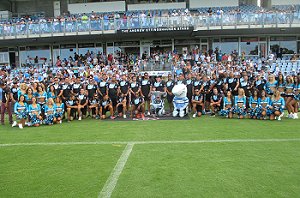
[
  {"x1": 140, "y1": 71, "x2": 171, "y2": 77},
  {"x1": 119, "y1": 27, "x2": 191, "y2": 33}
]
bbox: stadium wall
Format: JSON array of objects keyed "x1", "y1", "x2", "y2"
[
  {"x1": 189, "y1": 0, "x2": 239, "y2": 9},
  {"x1": 14, "y1": 0, "x2": 55, "y2": 17},
  {"x1": 127, "y1": 2, "x2": 186, "y2": 11},
  {"x1": 68, "y1": 1, "x2": 126, "y2": 14}
]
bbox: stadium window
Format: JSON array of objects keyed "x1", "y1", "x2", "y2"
[
  {"x1": 240, "y1": 37, "x2": 258, "y2": 56},
  {"x1": 19, "y1": 45, "x2": 51, "y2": 65},
  {"x1": 212, "y1": 38, "x2": 238, "y2": 54},
  {"x1": 270, "y1": 37, "x2": 297, "y2": 55}
]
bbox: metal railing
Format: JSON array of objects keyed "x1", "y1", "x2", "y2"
[{"x1": 0, "y1": 12, "x2": 300, "y2": 39}]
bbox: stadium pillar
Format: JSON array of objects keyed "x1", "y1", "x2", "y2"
[{"x1": 171, "y1": 39, "x2": 175, "y2": 52}]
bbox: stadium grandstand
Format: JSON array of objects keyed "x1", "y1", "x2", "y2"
[{"x1": 0, "y1": 0, "x2": 299, "y2": 72}]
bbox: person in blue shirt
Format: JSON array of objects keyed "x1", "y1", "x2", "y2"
[
  {"x1": 270, "y1": 90, "x2": 285, "y2": 121},
  {"x1": 288, "y1": 77, "x2": 299, "y2": 119},
  {"x1": 12, "y1": 95, "x2": 28, "y2": 129},
  {"x1": 28, "y1": 97, "x2": 42, "y2": 127},
  {"x1": 54, "y1": 97, "x2": 64, "y2": 124},
  {"x1": 17, "y1": 83, "x2": 27, "y2": 100},
  {"x1": 284, "y1": 76, "x2": 295, "y2": 118},
  {"x1": 257, "y1": 90, "x2": 271, "y2": 119},
  {"x1": 248, "y1": 89, "x2": 260, "y2": 119},
  {"x1": 43, "y1": 98, "x2": 56, "y2": 125},
  {"x1": 47, "y1": 85, "x2": 56, "y2": 100},
  {"x1": 220, "y1": 90, "x2": 233, "y2": 119},
  {"x1": 234, "y1": 88, "x2": 247, "y2": 119},
  {"x1": 24, "y1": 87, "x2": 34, "y2": 105},
  {"x1": 265, "y1": 74, "x2": 277, "y2": 96},
  {"x1": 36, "y1": 85, "x2": 47, "y2": 106}
]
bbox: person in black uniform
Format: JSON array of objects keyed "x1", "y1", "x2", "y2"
[
  {"x1": 226, "y1": 72, "x2": 239, "y2": 96},
  {"x1": 239, "y1": 74, "x2": 253, "y2": 108},
  {"x1": 107, "y1": 75, "x2": 119, "y2": 113},
  {"x1": 10, "y1": 81, "x2": 19, "y2": 109},
  {"x1": 76, "y1": 88, "x2": 88, "y2": 121},
  {"x1": 131, "y1": 91, "x2": 145, "y2": 119},
  {"x1": 116, "y1": 93, "x2": 127, "y2": 118},
  {"x1": 200, "y1": 75, "x2": 210, "y2": 114},
  {"x1": 186, "y1": 73, "x2": 193, "y2": 110},
  {"x1": 98, "y1": 74, "x2": 108, "y2": 99},
  {"x1": 100, "y1": 94, "x2": 115, "y2": 119},
  {"x1": 88, "y1": 93, "x2": 100, "y2": 119},
  {"x1": 72, "y1": 77, "x2": 82, "y2": 95},
  {"x1": 166, "y1": 74, "x2": 175, "y2": 113},
  {"x1": 60, "y1": 77, "x2": 72, "y2": 102},
  {"x1": 129, "y1": 75, "x2": 140, "y2": 101},
  {"x1": 86, "y1": 76, "x2": 98, "y2": 99},
  {"x1": 176, "y1": 73, "x2": 186, "y2": 85},
  {"x1": 153, "y1": 76, "x2": 166, "y2": 93},
  {"x1": 65, "y1": 95, "x2": 77, "y2": 122},
  {"x1": 52, "y1": 77, "x2": 63, "y2": 97},
  {"x1": 1, "y1": 83, "x2": 13, "y2": 125},
  {"x1": 254, "y1": 74, "x2": 266, "y2": 92},
  {"x1": 210, "y1": 87, "x2": 222, "y2": 116},
  {"x1": 140, "y1": 72, "x2": 152, "y2": 115},
  {"x1": 192, "y1": 89, "x2": 204, "y2": 118},
  {"x1": 86, "y1": 76, "x2": 98, "y2": 116},
  {"x1": 119, "y1": 74, "x2": 130, "y2": 113},
  {"x1": 193, "y1": 74, "x2": 202, "y2": 95}
]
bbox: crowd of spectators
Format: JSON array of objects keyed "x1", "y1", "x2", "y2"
[
  {"x1": 0, "y1": 46, "x2": 299, "y2": 129},
  {"x1": 1, "y1": 5, "x2": 299, "y2": 36}
]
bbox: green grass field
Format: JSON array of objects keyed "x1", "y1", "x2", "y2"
[{"x1": 1, "y1": 116, "x2": 300, "y2": 198}]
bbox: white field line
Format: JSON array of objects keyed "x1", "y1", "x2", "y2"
[
  {"x1": 1, "y1": 138, "x2": 300, "y2": 147},
  {"x1": 98, "y1": 143, "x2": 134, "y2": 198}
]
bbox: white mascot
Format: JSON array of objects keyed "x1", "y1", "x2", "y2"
[{"x1": 172, "y1": 84, "x2": 189, "y2": 117}]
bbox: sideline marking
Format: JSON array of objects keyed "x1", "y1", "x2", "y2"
[
  {"x1": 1, "y1": 138, "x2": 300, "y2": 147},
  {"x1": 98, "y1": 143, "x2": 134, "y2": 198}
]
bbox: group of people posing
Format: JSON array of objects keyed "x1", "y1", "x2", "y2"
[{"x1": 0, "y1": 69, "x2": 299, "y2": 129}]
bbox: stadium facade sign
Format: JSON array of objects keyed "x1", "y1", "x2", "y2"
[
  {"x1": 119, "y1": 27, "x2": 191, "y2": 33},
  {"x1": 139, "y1": 71, "x2": 171, "y2": 77}
]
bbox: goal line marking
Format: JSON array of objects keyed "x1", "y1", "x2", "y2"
[
  {"x1": 1, "y1": 138, "x2": 300, "y2": 147},
  {"x1": 98, "y1": 143, "x2": 134, "y2": 198}
]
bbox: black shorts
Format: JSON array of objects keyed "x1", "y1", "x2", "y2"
[
  {"x1": 69, "y1": 108, "x2": 76, "y2": 116},
  {"x1": 211, "y1": 104, "x2": 221, "y2": 111},
  {"x1": 117, "y1": 105, "x2": 124, "y2": 113},
  {"x1": 110, "y1": 97, "x2": 117, "y2": 107},
  {"x1": 167, "y1": 94, "x2": 174, "y2": 103},
  {"x1": 204, "y1": 93, "x2": 211, "y2": 102},
  {"x1": 80, "y1": 106, "x2": 87, "y2": 115},
  {"x1": 142, "y1": 91, "x2": 150, "y2": 101},
  {"x1": 195, "y1": 104, "x2": 202, "y2": 112},
  {"x1": 143, "y1": 95, "x2": 151, "y2": 101},
  {"x1": 285, "y1": 94, "x2": 294, "y2": 99},
  {"x1": 101, "y1": 106, "x2": 110, "y2": 115}
]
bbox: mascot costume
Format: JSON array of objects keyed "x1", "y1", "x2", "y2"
[{"x1": 172, "y1": 84, "x2": 189, "y2": 117}]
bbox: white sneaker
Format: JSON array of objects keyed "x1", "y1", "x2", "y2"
[
  {"x1": 278, "y1": 116, "x2": 281, "y2": 121},
  {"x1": 78, "y1": 117, "x2": 82, "y2": 121},
  {"x1": 288, "y1": 113, "x2": 294, "y2": 119},
  {"x1": 18, "y1": 124, "x2": 23, "y2": 129},
  {"x1": 60, "y1": 120, "x2": 62, "y2": 124},
  {"x1": 294, "y1": 113, "x2": 298, "y2": 119},
  {"x1": 147, "y1": 112, "x2": 151, "y2": 116},
  {"x1": 192, "y1": 113, "x2": 196, "y2": 118},
  {"x1": 12, "y1": 121, "x2": 17, "y2": 127},
  {"x1": 123, "y1": 114, "x2": 127, "y2": 119}
]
